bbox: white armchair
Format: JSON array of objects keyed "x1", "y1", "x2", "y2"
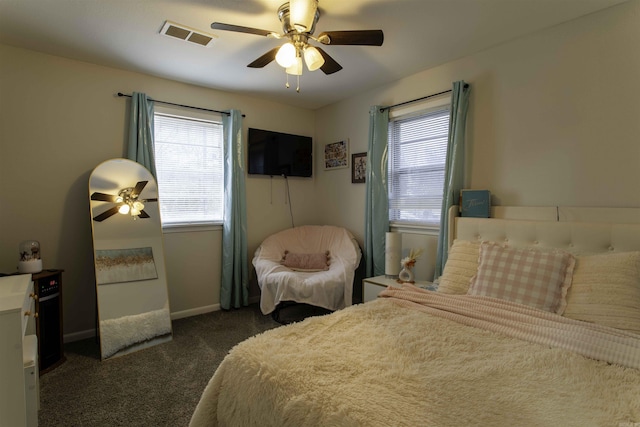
[{"x1": 252, "y1": 225, "x2": 362, "y2": 316}]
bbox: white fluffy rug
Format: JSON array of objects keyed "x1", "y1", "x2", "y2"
[{"x1": 100, "y1": 307, "x2": 172, "y2": 358}]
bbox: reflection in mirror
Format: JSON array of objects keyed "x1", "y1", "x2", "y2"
[{"x1": 89, "y1": 158, "x2": 172, "y2": 360}]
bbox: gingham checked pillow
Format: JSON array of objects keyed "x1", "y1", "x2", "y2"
[{"x1": 468, "y1": 242, "x2": 575, "y2": 314}]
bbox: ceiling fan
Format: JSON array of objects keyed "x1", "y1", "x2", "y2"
[
  {"x1": 90, "y1": 181, "x2": 157, "y2": 222},
  {"x1": 211, "y1": 0, "x2": 383, "y2": 90}
]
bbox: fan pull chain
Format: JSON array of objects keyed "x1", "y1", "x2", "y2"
[{"x1": 284, "y1": 72, "x2": 300, "y2": 92}]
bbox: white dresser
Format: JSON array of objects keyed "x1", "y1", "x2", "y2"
[{"x1": 0, "y1": 274, "x2": 39, "y2": 427}]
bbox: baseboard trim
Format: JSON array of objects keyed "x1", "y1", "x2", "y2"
[
  {"x1": 172, "y1": 299, "x2": 260, "y2": 317},
  {"x1": 170, "y1": 304, "x2": 220, "y2": 320},
  {"x1": 64, "y1": 329, "x2": 96, "y2": 343},
  {"x1": 64, "y1": 301, "x2": 260, "y2": 342}
]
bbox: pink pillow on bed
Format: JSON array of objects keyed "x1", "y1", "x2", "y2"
[
  {"x1": 468, "y1": 242, "x2": 575, "y2": 314},
  {"x1": 281, "y1": 250, "x2": 330, "y2": 272}
]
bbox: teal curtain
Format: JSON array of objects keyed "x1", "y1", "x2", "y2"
[
  {"x1": 220, "y1": 110, "x2": 249, "y2": 309},
  {"x1": 126, "y1": 92, "x2": 157, "y2": 177},
  {"x1": 364, "y1": 105, "x2": 389, "y2": 277},
  {"x1": 435, "y1": 81, "x2": 471, "y2": 278}
]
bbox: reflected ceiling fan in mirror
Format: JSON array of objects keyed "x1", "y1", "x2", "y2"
[
  {"x1": 91, "y1": 181, "x2": 157, "y2": 222},
  {"x1": 211, "y1": 0, "x2": 383, "y2": 91}
]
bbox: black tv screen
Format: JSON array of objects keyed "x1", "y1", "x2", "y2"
[{"x1": 247, "y1": 128, "x2": 312, "y2": 177}]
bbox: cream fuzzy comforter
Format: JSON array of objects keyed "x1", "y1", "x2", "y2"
[{"x1": 190, "y1": 293, "x2": 640, "y2": 427}]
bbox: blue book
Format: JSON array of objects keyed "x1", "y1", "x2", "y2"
[{"x1": 460, "y1": 190, "x2": 491, "y2": 217}]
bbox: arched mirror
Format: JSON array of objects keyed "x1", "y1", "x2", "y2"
[{"x1": 89, "y1": 158, "x2": 172, "y2": 360}]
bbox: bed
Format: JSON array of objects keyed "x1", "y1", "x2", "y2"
[{"x1": 190, "y1": 207, "x2": 640, "y2": 427}]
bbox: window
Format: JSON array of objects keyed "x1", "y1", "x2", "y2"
[
  {"x1": 153, "y1": 108, "x2": 224, "y2": 227},
  {"x1": 388, "y1": 105, "x2": 450, "y2": 228}
]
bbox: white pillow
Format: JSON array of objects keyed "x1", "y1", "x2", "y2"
[
  {"x1": 564, "y1": 251, "x2": 640, "y2": 334},
  {"x1": 437, "y1": 240, "x2": 480, "y2": 295}
]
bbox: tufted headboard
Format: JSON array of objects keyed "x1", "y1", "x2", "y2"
[{"x1": 448, "y1": 206, "x2": 640, "y2": 256}]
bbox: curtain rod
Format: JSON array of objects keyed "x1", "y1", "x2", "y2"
[
  {"x1": 117, "y1": 92, "x2": 246, "y2": 117},
  {"x1": 380, "y1": 83, "x2": 469, "y2": 112}
]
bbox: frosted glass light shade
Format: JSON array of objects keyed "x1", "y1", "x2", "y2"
[
  {"x1": 118, "y1": 204, "x2": 130, "y2": 214},
  {"x1": 304, "y1": 45, "x2": 324, "y2": 71},
  {"x1": 276, "y1": 42, "x2": 296, "y2": 68},
  {"x1": 131, "y1": 201, "x2": 144, "y2": 216},
  {"x1": 290, "y1": 0, "x2": 317, "y2": 32},
  {"x1": 286, "y1": 57, "x2": 303, "y2": 75}
]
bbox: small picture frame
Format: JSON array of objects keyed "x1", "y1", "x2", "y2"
[
  {"x1": 324, "y1": 140, "x2": 349, "y2": 170},
  {"x1": 352, "y1": 152, "x2": 367, "y2": 183}
]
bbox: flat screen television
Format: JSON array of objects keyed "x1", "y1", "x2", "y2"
[{"x1": 247, "y1": 128, "x2": 312, "y2": 177}]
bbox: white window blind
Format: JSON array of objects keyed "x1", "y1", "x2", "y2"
[
  {"x1": 388, "y1": 105, "x2": 451, "y2": 227},
  {"x1": 153, "y1": 112, "x2": 224, "y2": 226}
]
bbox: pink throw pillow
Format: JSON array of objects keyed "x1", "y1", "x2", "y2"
[
  {"x1": 468, "y1": 242, "x2": 575, "y2": 314},
  {"x1": 281, "y1": 250, "x2": 330, "y2": 272}
]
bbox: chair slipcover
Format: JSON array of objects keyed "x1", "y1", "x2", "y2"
[{"x1": 253, "y1": 225, "x2": 361, "y2": 315}]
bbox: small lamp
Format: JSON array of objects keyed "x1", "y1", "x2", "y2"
[{"x1": 385, "y1": 232, "x2": 402, "y2": 278}]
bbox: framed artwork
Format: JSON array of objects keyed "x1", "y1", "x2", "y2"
[
  {"x1": 352, "y1": 152, "x2": 367, "y2": 183},
  {"x1": 324, "y1": 140, "x2": 349, "y2": 170},
  {"x1": 95, "y1": 247, "x2": 158, "y2": 285}
]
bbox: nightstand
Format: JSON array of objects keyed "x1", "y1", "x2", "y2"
[{"x1": 362, "y1": 275, "x2": 436, "y2": 302}]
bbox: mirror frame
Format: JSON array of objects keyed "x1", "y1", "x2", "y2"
[{"x1": 89, "y1": 158, "x2": 172, "y2": 360}]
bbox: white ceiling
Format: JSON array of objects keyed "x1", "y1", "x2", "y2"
[{"x1": 0, "y1": 0, "x2": 627, "y2": 110}]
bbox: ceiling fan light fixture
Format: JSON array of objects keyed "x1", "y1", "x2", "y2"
[
  {"x1": 304, "y1": 45, "x2": 324, "y2": 71},
  {"x1": 276, "y1": 42, "x2": 296, "y2": 67},
  {"x1": 210, "y1": 2, "x2": 383, "y2": 87},
  {"x1": 289, "y1": 0, "x2": 317, "y2": 32},
  {"x1": 118, "y1": 204, "x2": 130, "y2": 215}
]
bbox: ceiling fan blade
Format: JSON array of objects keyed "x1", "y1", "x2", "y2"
[
  {"x1": 131, "y1": 181, "x2": 148, "y2": 198},
  {"x1": 317, "y1": 30, "x2": 384, "y2": 46},
  {"x1": 316, "y1": 47, "x2": 343, "y2": 75},
  {"x1": 93, "y1": 206, "x2": 120, "y2": 222},
  {"x1": 248, "y1": 47, "x2": 279, "y2": 68},
  {"x1": 211, "y1": 22, "x2": 274, "y2": 37},
  {"x1": 91, "y1": 192, "x2": 119, "y2": 203},
  {"x1": 144, "y1": 198, "x2": 158, "y2": 202},
  {"x1": 138, "y1": 210, "x2": 150, "y2": 219}
]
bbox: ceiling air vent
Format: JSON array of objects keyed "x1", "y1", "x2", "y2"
[{"x1": 160, "y1": 21, "x2": 217, "y2": 47}]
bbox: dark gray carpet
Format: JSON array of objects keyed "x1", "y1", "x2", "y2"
[{"x1": 38, "y1": 304, "x2": 288, "y2": 427}]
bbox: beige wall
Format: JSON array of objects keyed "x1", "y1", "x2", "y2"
[
  {"x1": 2, "y1": 0, "x2": 639, "y2": 338},
  {"x1": 314, "y1": 0, "x2": 640, "y2": 282},
  {"x1": 0, "y1": 44, "x2": 315, "y2": 339}
]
